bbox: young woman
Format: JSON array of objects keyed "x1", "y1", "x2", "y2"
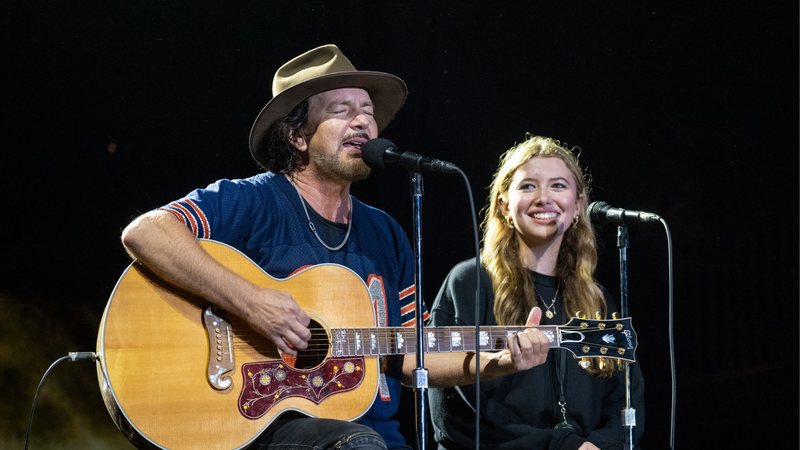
[{"x1": 427, "y1": 134, "x2": 646, "y2": 449}]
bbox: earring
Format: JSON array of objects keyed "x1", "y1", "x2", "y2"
[
  {"x1": 572, "y1": 216, "x2": 579, "y2": 227},
  {"x1": 505, "y1": 216, "x2": 514, "y2": 229}
]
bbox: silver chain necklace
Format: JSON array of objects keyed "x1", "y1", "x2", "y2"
[
  {"x1": 535, "y1": 284, "x2": 561, "y2": 319},
  {"x1": 290, "y1": 179, "x2": 353, "y2": 251}
]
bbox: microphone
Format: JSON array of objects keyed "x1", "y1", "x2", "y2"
[
  {"x1": 361, "y1": 138, "x2": 459, "y2": 174},
  {"x1": 588, "y1": 201, "x2": 661, "y2": 223}
]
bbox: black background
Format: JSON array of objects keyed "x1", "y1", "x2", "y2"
[{"x1": 3, "y1": 2, "x2": 797, "y2": 449}]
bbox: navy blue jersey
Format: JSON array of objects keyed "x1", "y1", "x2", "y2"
[{"x1": 161, "y1": 171, "x2": 427, "y2": 449}]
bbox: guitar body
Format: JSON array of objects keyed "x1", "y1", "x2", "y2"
[{"x1": 96, "y1": 239, "x2": 379, "y2": 449}]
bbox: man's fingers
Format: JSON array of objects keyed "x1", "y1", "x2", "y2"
[
  {"x1": 281, "y1": 329, "x2": 308, "y2": 351},
  {"x1": 272, "y1": 334, "x2": 297, "y2": 356}
]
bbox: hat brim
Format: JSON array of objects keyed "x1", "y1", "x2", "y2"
[{"x1": 249, "y1": 71, "x2": 408, "y2": 169}]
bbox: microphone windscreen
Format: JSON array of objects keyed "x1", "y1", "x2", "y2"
[
  {"x1": 361, "y1": 138, "x2": 395, "y2": 169},
  {"x1": 587, "y1": 201, "x2": 610, "y2": 222}
]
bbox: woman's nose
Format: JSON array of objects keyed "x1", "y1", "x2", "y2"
[{"x1": 534, "y1": 189, "x2": 551, "y2": 204}]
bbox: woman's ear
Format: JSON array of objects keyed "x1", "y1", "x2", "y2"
[
  {"x1": 498, "y1": 195, "x2": 509, "y2": 217},
  {"x1": 576, "y1": 194, "x2": 586, "y2": 219}
]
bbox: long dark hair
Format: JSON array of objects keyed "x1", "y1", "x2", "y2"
[{"x1": 257, "y1": 100, "x2": 310, "y2": 174}]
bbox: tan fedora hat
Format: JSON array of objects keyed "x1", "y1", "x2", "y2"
[{"x1": 249, "y1": 44, "x2": 408, "y2": 168}]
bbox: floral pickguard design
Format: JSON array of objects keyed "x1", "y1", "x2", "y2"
[{"x1": 238, "y1": 358, "x2": 365, "y2": 419}]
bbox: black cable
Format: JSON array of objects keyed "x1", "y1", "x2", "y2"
[
  {"x1": 659, "y1": 218, "x2": 676, "y2": 450},
  {"x1": 452, "y1": 167, "x2": 482, "y2": 450},
  {"x1": 24, "y1": 352, "x2": 98, "y2": 450}
]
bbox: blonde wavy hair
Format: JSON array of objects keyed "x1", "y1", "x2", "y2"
[{"x1": 481, "y1": 134, "x2": 613, "y2": 374}]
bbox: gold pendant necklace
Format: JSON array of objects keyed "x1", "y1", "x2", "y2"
[{"x1": 535, "y1": 284, "x2": 561, "y2": 319}]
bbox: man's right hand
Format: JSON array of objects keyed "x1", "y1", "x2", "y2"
[
  {"x1": 122, "y1": 210, "x2": 313, "y2": 356},
  {"x1": 245, "y1": 287, "x2": 312, "y2": 356}
]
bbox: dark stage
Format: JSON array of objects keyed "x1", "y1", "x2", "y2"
[{"x1": 3, "y1": 2, "x2": 797, "y2": 449}]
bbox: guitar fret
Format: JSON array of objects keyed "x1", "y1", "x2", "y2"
[
  {"x1": 342, "y1": 328, "x2": 350, "y2": 357},
  {"x1": 371, "y1": 330, "x2": 378, "y2": 355},
  {"x1": 352, "y1": 328, "x2": 360, "y2": 356},
  {"x1": 381, "y1": 328, "x2": 388, "y2": 355},
  {"x1": 387, "y1": 329, "x2": 395, "y2": 354},
  {"x1": 396, "y1": 329, "x2": 407, "y2": 354},
  {"x1": 353, "y1": 328, "x2": 361, "y2": 356},
  {"x1": 424, "y1": 329, "x2": 435, "y2": 353}
]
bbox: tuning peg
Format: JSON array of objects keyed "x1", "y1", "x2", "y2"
[
  {"x1": 598, "y1": 358, "x2": 607, "y2": 370},
  {"x1": 579, "y1": 358, "x2": 591, "y2": 369},
  {"x1": 595, "y1": 311, "x2": 602, "y2": 320},
  {"x1": 611, "y1": 312, "x2": 619, "y2": 320},
  {"x1": 574, "y1": 310, "x2": 583, "y2": 319}
]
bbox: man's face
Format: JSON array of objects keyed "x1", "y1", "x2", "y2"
[{"x1": 294, "y1": 87, "x2": 378, "y2": 182}]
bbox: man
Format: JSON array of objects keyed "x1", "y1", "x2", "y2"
[{"x1": 122, "y1": 44, "x2": 549, "y2": 449}]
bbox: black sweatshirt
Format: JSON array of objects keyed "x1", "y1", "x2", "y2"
[{"x1": 428, "y1": 258, "x2": 646, "y2": 450}]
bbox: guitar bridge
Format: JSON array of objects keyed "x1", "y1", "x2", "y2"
[{"x1": 203, "y1": 307, "x2": 234, "y2": 390}]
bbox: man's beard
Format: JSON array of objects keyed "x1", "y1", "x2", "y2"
[{"x1": 311, "y1": 149, "x2": 371, "y2": 182}]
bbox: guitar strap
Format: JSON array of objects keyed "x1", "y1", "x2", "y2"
[{"x1": 554, "y1": 350, "x2": 577, "y2": 431}]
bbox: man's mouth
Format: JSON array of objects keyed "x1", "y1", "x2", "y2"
[{"x1": 343, "y1": 135, "x2": 370, "y2": 150}]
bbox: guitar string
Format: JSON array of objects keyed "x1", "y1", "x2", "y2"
[
  {"x1": 223, "y1": 342, "x2": 629, "y2": 359},
  {"x1": 227, "y1": 328, "x2": 621, "y2": 344},
  {"x1": 227, "y1": 325, "x2": 622, "y2": 339},
  {"x1": 226, "y1": 326, "x2": 629, "y2": 355}
]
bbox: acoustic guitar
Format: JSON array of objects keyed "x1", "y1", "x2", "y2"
[{"x1": 96, "y1": 239, "x2": 637, "y2": 449}]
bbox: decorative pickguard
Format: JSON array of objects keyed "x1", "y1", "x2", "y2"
[{"x1": 238, "y1": 358, "x2": 365, "y2": 420}]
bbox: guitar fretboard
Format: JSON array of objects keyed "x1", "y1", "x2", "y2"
[{"x1": 329, "y1": 326, "x2": 559, "y2": 357}]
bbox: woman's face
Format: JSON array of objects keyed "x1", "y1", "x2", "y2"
[{"x1": 502, "y1": 156, "x2": 580, "y2": 248}]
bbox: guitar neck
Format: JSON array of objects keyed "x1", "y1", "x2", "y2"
[
  {"x1": 329, "y1": 317, "x2": 638, "y2": 362},
  {"x1": 329, "y1": 325, "x2": 560, "y2": 357}
]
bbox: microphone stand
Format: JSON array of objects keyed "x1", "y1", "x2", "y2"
[
  {"x1": 617, "y1": 224, "x2": 636, "y2": 450},
  {"x1": 409, "y1": 172, "x2": 429, "y2": 450}
]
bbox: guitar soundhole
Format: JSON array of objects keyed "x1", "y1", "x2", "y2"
[{"x1": 293, "y1": 319, "x2": 330, "y2": 370}]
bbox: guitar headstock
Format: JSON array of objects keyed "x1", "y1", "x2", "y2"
[{"x1": 558, "y1": 317, "x2": 637, "y2": 363}]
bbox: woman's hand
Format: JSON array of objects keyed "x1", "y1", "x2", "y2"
[{"x1": 503, "y1": 306, "x2": 550, "y2": 371}]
